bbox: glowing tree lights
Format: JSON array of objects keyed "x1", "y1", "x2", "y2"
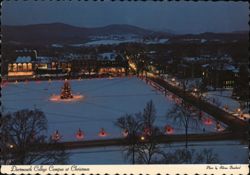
[{"x1": 60, "y1": 80, "x2": 74, "y2": 99}]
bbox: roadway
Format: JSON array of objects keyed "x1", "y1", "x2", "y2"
[
  {"x1": 28, "y1": 131, "x2": 246, "y2": 151},
  {"x1": 147, "y1": 76, "x2": 249, "y2": 132}
]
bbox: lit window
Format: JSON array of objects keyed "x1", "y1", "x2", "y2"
[
  {"x1": 8, "y1": 64, "x2": 13, "y2": 71},
  {"x1": 13, "y1": 64, "x2": 17, "y2": 71},
  {"x1": 23, "y1": 63, "x2": 27, "y2": 71},
  {"x1": 18, "y1": 63, "x2": 23, "y2": 71},
  {"x1": 28, "y1": 63, "x2": 32, "y2": 70}
]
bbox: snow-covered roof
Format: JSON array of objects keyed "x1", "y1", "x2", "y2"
[
  {"x1": 182, "y1": 57, "x2": 203, "y2": 62},
  {"x1": 16, "y1": 56, "x2": 32, "y2": 63},
  {"x1": 98, "y1": 52, "x2": 117, "y2": 61},
  {"x1": 202, "y1": 64, "x2": 210, "y2": 68},
  {"x1": 36, "y1": 56, "x2": 53, "y2": 63},
  {"x1": 222, "y1": 64, "x2": 238, "y2": 71},
  {"x1": 51, "y1": 44, "x2": 63, "y2": 48},
  {"x1": 201, "y1": 39, "x2": 207, "y2": 43},
  {"x1": 202, "y1": 63, "x2": 238, "y2": 72}
]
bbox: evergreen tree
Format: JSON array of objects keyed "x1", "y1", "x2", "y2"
[{"x1": 60, "y1": 80, "x2": 73, "y2": 99}]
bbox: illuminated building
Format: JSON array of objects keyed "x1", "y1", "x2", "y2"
[{"x1": 8, "y1": 56, "x2": 35, "y2": 77}]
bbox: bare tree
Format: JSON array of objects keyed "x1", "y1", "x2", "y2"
[
  {"x1": 194, "y1": 148, "x2": 219, "y2": 164},
  {"x1": 1, "y1": 109, "x2": 69, "y2": 164},
  {"x1": 115, "y1": 113, "x2": 142, "y2": 164},
  {"x1": 134, "y1": 127, "x2": 163, "y2": 164},
  {"x1": 115, "y1": 100, "x2": 163, "y2": 164},
  {"x1": 166, "y1": 102, "x2": 201, "y2": 149}
]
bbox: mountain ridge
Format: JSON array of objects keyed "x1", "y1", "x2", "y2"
[
  {"x1": 2, "y1": 23, "x2": 247, "y2": 45},
  {"x1": 2, "y1": 23, "x2": 165, "y2": 45}
]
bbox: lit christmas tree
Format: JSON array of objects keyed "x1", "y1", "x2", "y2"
[{"x1": 60, "y1": 80, "x2": 74, "y2": 99}]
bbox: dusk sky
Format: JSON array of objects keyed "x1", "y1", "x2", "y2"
[{"x1": 2, "y1": 1, "x2": 248, "y2": 34}]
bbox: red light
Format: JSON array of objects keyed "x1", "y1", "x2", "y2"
[
  {"x1": 203, "y1": 118, "x2": 213, "y2": 125},
  {"x1": 99, "y1": 128, "x2": 107, "y2": 137},
  {"x1": 165, "y1": 125, "x2": 174, "y2": 134},
  {"x1": 75, "y1": 129, "x2": 84, "y2": 140}
]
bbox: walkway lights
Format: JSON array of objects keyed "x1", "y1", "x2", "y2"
[
  {"x1": 52, "y1": 130, "x2": 61, "y2": 142},
  {"x1": 75, "y1": 128, "x2": 84, "y2": 140},
  {"x1": 203, "y1": 118, "x2": 213, "y2": 125},
  {"x1": 99, "y1": 128, "x2": 107, "y2": 137},
  {"x1": 165, "y1": 125, "x2": 174, "y2": 134}
]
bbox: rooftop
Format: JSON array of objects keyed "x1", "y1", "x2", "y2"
[{"x1": 16, "y1": 56, "x2": 32, "y2": 63}]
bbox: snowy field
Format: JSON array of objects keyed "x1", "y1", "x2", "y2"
[
  {"x1": 2, "y1": 77, "x2": 247, "y2": 164},
  {"x1": 69, "y1": 141, "x2": 248, "y2": 164},
  {"x1": 3, "y1": 77, "x2": 222, "y2": 141}
]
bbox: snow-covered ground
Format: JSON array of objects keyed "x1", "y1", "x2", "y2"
[
  {"x1": 204, "y1": 90, "x2": 250, "y2": 121},
  {"x1": 3, "y1": 77, "x2": 222, "y2": 141},
  {"x1": 3, "y1": 77, "x2": 246, "y2": 164},
  {"x1": 160, "y1": 74, "x2": 249, "y2": 121},
  {"x1": 69, "y1": 38, "x2": 169, "y2": 47},
  {"x1": 83, "y1": 39, "x2": 141, "y2": 46},
  {"x1": 69, "y1": 140, "x2": 248, "y2": 164}
]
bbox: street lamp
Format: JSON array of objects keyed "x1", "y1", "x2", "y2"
[{"x1": 140, "y1": 136, "x2": 145, "y2": 141}]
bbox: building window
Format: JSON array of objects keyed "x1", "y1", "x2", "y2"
[
  {"x1": 18, "y1": 63, "x2": 23, "y2": 71},
  {"x1": 28, "y1": 63, "x2": 32, "y2": 71},
  {"x1": 23, "y1": 63, "x2": 28, "y2": 71},
  {"x1": 8, "y1": 64, "x2": 13, "y2": 71},
  {"x1": 13, "y1": 64, "x2": 17, "y2": 71}
]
